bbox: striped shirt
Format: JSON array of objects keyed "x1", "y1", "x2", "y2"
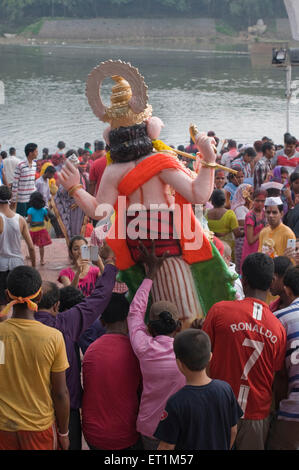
[
  {"x1": 11, "y1": 159, "x2": 37, "y2": 203},
  {"x1": 275, "y1": 298, "x2": 299, "y2": 421}
]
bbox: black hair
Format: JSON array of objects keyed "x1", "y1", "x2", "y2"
[
  {"x1": 42, "y1": 148, "x2": 49, "y2": 156},
  {"x1": 109, "y1": 122, "x2": 153, "y2": 163},
  {"x1": 28, "y1": 191, "x2": 46, "y2": 210},
  {"x1": 0, "y1": 151, "x2": 7, "y2": 159},
  {"x1": 262, "y1": 141, "x2": 275, "y2": 155},
  {"x1": 174, "y1": 329, "x2": 211, "y2": 371},
  {"x1": 59, "y1": 286, "x2": 84, "y2": 312},
  {"x1": 38, "y1": 282, "x2": 60, "y2": 309},
  {"x1": 101, "y1": 293, "x2": 129, "y2": 323},
  {"x1": 7, "y1": 266, "x2": 42, "y2": 299},
  {"x1": 95, "y1": 141, "x2": 105, "y2": 151},
  {"x1": 9, "y1": 147, "x2": 16, "y2": 156},
  {"x1": 84, "y1": 142, "x2": 91, "y2": 149},
  {"x1": 57, "y1": 141, "x2": 65, "y2": 150},
  {"x1": 211, "y1": 189, "x2": 226, "y2": 208},
  {"x1": 78, "y1": 147, "x2": 85, "y2": 156},
  {"x1": 284, "y1": 266, "x2": 299, "y2": 296},
  {"x1": 177, "y1": 145, "x2": 185, "y2": 152},
  {"x1": 43, "y1": 165, "x2": 56, "y2": 177},
  {"x1": 244, "y1": 147, "x2": 257, "y2": 158},
  {"x1": 290, "y1": 172, "x2": 299, "y2": 184},
  {"x1": 0, "y1": 185, "x2": 12, "y2": 202},
  {"x1": 65, "y1": 149, "x2": 78, "y2": 159},
  {"x1": 228, "y1": 139, "x2": 237, "y2": 149},
  {"x1": 280, "y1": 166, "x2": 289, "y2": 175},
  {"x1": 148, "y1": 311, "x2": 179, "y2": 336},
  {"x1": 285, "y1": 135, "x2": 297, "y2": 146},
  {"x1": 25, "y1": 143, "x2": 37, "y2": 157},
  {"x1": 284, "y1": 132, "x2": 291, "y2": 143},
  {"x1": 273, "y1": 256, "x2": 292, "y2": 277},
  {"x1": 242, "y1": 253, "x2": 274, "y2": 291}
]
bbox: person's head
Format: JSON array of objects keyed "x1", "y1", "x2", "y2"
[
  {"x1": 101, "y1": 293, "x2": 130, "y2": 329},
  {"x1": 43, "y1": 165, "x2": 56, "y2": 180},
  {"x1": 9, "y1": 147, "x2": 16, "y2": 156},
  {"x1": 270, "y1": 256, "x2": 292, "y2": 297},
  {"x1": 6, "y1": 266, "x2": 42, "y2": 314},
  {"x1": 59, "y1": 286, "x2": 84, "y2": 312},
  {"x1": 284, "y1": 135, "x2": 297, "y2": 156},
  {"x1": 265, "y1": 199, "x2": 284, "y2": 229},
  {"x1": 57, "y1": 141, "x2": 65, "y2": 151},
  {"x1": 290, "y1": 172, "x2": 299, "y2": 194},
  {"x1": 42, "y1": 148, "x2": 49, "y2": 159},
  {"x1": 227, "y1": 139, "x2": 237, "y2": 150},
  {"x1": 230, "y1": 167, "x2": 244, "y2": 186},
  {"x1": 24, "y1": 143, "x2": 38, "y2": 159},
  {"x1": 214, "y1": 170, "x2": 226, "y2": 189},
  {"x1": 95, "y1": 140, "x2": 105, "y2": 152},
  {"x1": 38, "y1": 281, "x2": 60, "y2": 314},
  {"x1": 84, "y1": 142, "x2": 91, "y2": 150},
  {"x1": 65, "y1": 149, "x2": 78, "y2": 159},
  {"x1": 284, "y1": 132, "x2": 292, "y2": 143},
  {"x1": 28, "y1": 191, "x2": 46, "y2": 210},
  {"x1": 253, "y1": 140, "x2": 263, "y2": 153},
  {"x1": 243, "y1": 147, "x2": 256, "y2": 163},
  {"x1": 262, "y1": 141, "x2": 275, "y2": 159},
  {"x1": 221, "y1": 241, "x2": 232, "y2": 266},
  {"x1": 177, "y1": 144, "x2": 185, "y2": 152},
  {"x1": 0, "y1": 151, "x2": 7, "y2": 160},
  {"x1": 68, "y1": 235, "x2": 88, "y2": 262},
  {"x1": 252, "y1": 189, "x2": 267, "y2": 213},
  {"x1": 174, "y1": 329, "x2": 211, "y2": 375},
  {"x1": 283, "y1": 266, "x2": 299, "y2": 301},
  {"x1": 211, "y1": 189, "x2": 226, "y2": 208},
  {"x1": 0, "y1": 185, "x2": 12, "y2": 205},
  {"x1": 280, "y1": 167, "x2": 289, "y2": 185},
  {"x1": 262, "y1": 136, "x2": 271, "y2": 143},
  {"x1": 81, "y1": 150, "x2": 90, "y2": 162},
  {"x1": 148, "y1": 300, "x2": 181, "y2": 337},
  {"x1": 242, "y1": 252, "x2": 274, "y2": 294}
]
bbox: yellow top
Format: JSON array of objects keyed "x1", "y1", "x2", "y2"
[
  {"x1": 0, "y1": 319, "x2": 69, "y2": 432},
  {"x1": 207, "y1": 210, "x2": 239, "y2": 235},
  {"x1": 258, "y1": 223, "x2": 296, "y2": 258}
]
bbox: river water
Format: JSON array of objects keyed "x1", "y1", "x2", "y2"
[{"x1": 0, "y1": 43, "x2": 299, "y2": 156}]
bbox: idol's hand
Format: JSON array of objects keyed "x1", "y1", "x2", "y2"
[
  {"x1": 57, "y1": 160, "x2": 80, "y2": 191},
  {"x1": 195, "y1": 132, "x2": 216, "y2": 164}
]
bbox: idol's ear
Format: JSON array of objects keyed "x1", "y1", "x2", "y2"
[
  {"x1": 103, "y1": 125, "x2": 111, "y2": 145},
  {"x1": 146, "y1": 116, "x2": 164, "y2": 140}
]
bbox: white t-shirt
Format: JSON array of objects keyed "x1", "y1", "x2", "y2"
[{"x1": 3, "y1": 156, "x2": 21, "y2": 184}]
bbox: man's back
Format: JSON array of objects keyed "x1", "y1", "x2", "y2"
[
  {"x1": 0, "y1": 318, "x2": 69, "y2": 431},
  {"x1": 82, "y1": 333, "x2": 142, "y2": 450},
  {"x1": 203, "y1": 298, "x2": 286, "y2": 419}
]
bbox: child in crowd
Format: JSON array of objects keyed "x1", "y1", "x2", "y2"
[
  {"x1": 154, "y1": 329, "x2": 243, "y2": 450},
  {"x1": 27, "y1": 191, "x2": 52, "y2": 265}
]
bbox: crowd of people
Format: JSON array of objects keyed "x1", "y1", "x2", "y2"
[{"x1": 0, "y1": 130, "x2": 298, "y2": 452}]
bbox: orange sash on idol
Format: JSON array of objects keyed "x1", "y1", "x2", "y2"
[{"x1": 106, "y1": 153, "x2": 213, "y2": 270}]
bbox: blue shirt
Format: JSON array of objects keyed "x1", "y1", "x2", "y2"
[
  {"x1": 154, "y1": 379, "x2": 243, "y2": 450},
  {"x1": 27, "y1": 206, "x2": 48, "y2": 223}
]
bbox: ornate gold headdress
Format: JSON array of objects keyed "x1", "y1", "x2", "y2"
[{"x1": 86, "y1": 60, "x2": 152, "y2": 129}]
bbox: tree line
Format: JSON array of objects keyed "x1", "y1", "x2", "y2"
[{"x1": 0, "y1": 0, "x2": 288, "y2": 26}]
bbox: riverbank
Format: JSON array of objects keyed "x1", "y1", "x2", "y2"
[{"x1": 0, "y1": 16, "x2": 294, "y2": 51}]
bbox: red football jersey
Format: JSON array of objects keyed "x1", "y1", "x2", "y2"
[{"x1": 203, "y1": 298, "x2": 286, "y2": 419}]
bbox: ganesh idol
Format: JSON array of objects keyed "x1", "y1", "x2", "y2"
[{"x1": 58, "y1": 60, "x2": 236, "y2": 327}]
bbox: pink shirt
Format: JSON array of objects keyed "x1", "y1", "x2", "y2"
[
  {"x1": 128, "y1": 279, "x2": 185, "y2": 438},
  {"x1": 58, "y1": 265, "x2": 100, "y2": 297}
]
